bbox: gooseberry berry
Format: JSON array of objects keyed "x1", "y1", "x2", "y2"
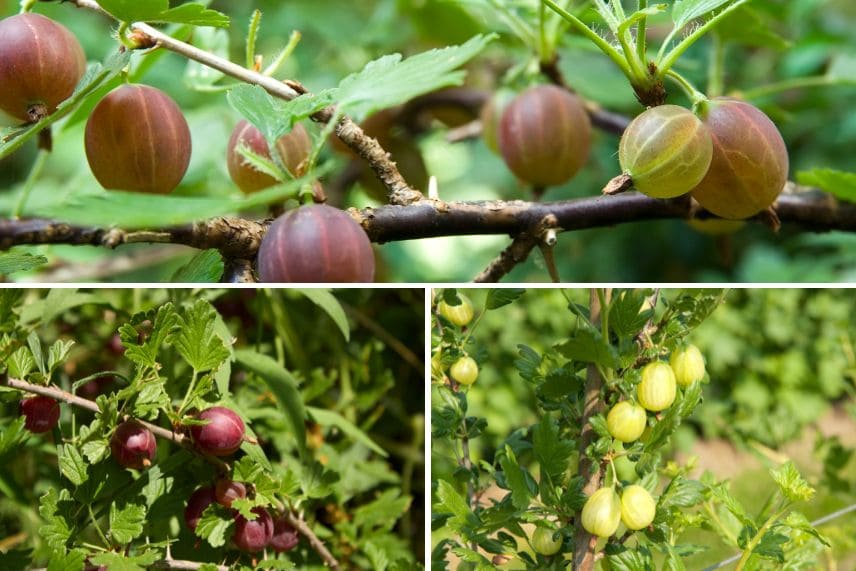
[
  {"x1": 190, "y1": 406, "x2": 245, "y2": 456},
  {"x1": 449, "y1": 356, "x2": 478, "y2": 386},
  {"x1": 110, "y1": 420, "x2": 157, "y2": 470},
  {"x1": 19, "y1": 395, "x2": 60, "y2": 433},
  {"x1": 581, "y1": 487, "x2": 621, "y2": 538},
  {"x1": 531, "y1": 527, "x2": 562, "y2": 556},
  {"x1": 0, "y1": 13, "x2": 86, "y2": 122},
  {"x1": 669, "y1": 344, "x2": 705, "y2": 387},
  {"x1": 84, "y1": 84, "x2": 192, "y2": 194},
  {"x1": 233, "y1": 507, "x2": 273, "y2": 552},
  {"x1": 437, "y1": 294, "x2": 474, "y2": 326},
  {"x1": 256, "y1": 204, "x2": 375, "y2": 283},
  {"x1": 270, "y1": 516, "x2": 300, "y2": 553},
  {"x1": 214, "y1": 479, "x2": 247, "y2": 508},
  {"x1": 637, "y1": 361, "x2": 677, "y2": 412},
  {"x1": 184, "y1": 486, "x2": 216, "y2": 532},
  {"x1": 619, "y1": 105, "x2": 713, "y2": 199},
  {"x1": 606, "y1": 401, "x2": 647, "y2": 443},
  {"x1": 480, "y1": 89, "x2": 514, "y2": 154},
  {"x1": 498, "y1": 85, "x2": 591, "y2": 187},
  {"x1": 690, "y1": 98, "x2": 789, "y2": 219},
  {"x1": 227, "y1": 120, "x2": 311, "y2": 193},
  {"x1": 620, "y1": 485, "x2": 656, "y2": 530}
]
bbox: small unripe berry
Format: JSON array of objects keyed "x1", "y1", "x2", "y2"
[
  {"x1": 637, "y1": 361, "x2": 677, "y2": 412},
  {"x1": 110, "y1": 421, "x2": 157, "y2": 470},
  {"x1": 190, "y1": 406, "x2": 245, "y2": 456},
  {"x1": 214, "y1": 479, "x2": 247, "y2": 508},
  {"x1": 85, "y1": 84, "x2": 192, "y2": 194},
  {"x1": 498, "y1": 85, "x2": 591, "y2": 187},
  {"x1": 257, "y1": 204, "x2": 375, "y2": 283},
  {"x1": 184, "y1": 486, "x2": 216, "y2": 532},
  {"x1": 227, "y1": 120, "x2": 311, "y2": 193},
  {"x1": 619, "y1": 105, "x2": 713, "y2": 199},
  {"x1": 437, "y1": 294, "x2": 474, "y2": 327},
  {"x1": 270, "y1": 516, "x2": 300, "y2": 552},
  {"x1": 449, "y1": 356, "x2": 478, "y2": 386},
  {"x1": 690, "y1": 98, "x2": 789, "y2": 219},
  {"x1": 233, "y1": 507, "x2": 273, "y2": 552},
  {"x1": 0, "y1": 13, "x2": 86, "y2": 122},
  {"x1": 531, "y1": 527, "x2": 562, "y2": 556},
  {"x1": 581, "y1": 487, "x2": 621, "y2": 538},
  {"x1": 620, "y1": 485, "x2": 656, "y2": 530},
  {"x1": 606, "y1": 401, "x2": 647, "y2": 443},
  {"x1": 19, "y1": 396, "x2": 60, "y2": 433},
  {"x1": 669, "y1": 344, "x2": 705, "y2": 387}
]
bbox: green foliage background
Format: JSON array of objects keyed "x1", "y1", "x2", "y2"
[
  {"x1": 2, "y1": 0, "x2": 856, "y2": 281},
  {"x1": 431, "y1": 288, "x2": 856, "y2": 568}
]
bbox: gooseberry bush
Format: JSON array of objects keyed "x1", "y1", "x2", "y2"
[
  {"x1": 1, "y1": 1, "x2": 856, "y2": 282},
  {"x1": 0, "y1": 288, "x2": 424, "y2": 570},
  {"x1": 431, "y1": 288, "x2": 844, "y2": 570}
]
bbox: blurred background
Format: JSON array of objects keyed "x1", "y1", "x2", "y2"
[
  {"x1": 431, "y1": 288, "x2": 856, "y2": 568},
  {"x1": 2, "y1": 0, "x2": 856, "y2": 281}
]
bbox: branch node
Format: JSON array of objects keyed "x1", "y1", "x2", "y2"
[{"x1": 603, "y1": 173, "x2": 634, "y2": 195}]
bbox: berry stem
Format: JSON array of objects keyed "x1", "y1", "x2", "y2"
[
  {"x1": 12, "y1": 148, "x2": 49, "y2": 219},
  {"x1": 245, "y1": 10, "x2": 261, "y2": 70},
  {"x1": 664, "y1": 70, "x2": 708, "y2": 106}
]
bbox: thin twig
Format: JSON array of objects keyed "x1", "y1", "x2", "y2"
[
  {"x1": 126, "y1": 22, "x2": 421, "y2": 206},
  {"x1": 5, "y1": 377, "x2": 228, "y2": 470},
  {"x1": 283, "y1": 511, "x2": 341, "y2": 570}
]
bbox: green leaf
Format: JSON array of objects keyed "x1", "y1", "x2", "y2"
[
  {"x1": 335, "y1": 34, "x2": 495, "y2": 122},
  {"x1": 797, "y1": 169, "x2": 856, "y2": 203},
  {"x1": 27, "y1": 180, "x2": 307, "y2": 229},
  {"x1": 47, "y1": 340, "x2": 75, "y2": 377},
  {"x1": 119, "y1": 304, "x2": 179, "y2": 368},
  {"x1": 19, "y1": 289, "x2": 104, "y2": 325},
  {"x1": 89, "y1": 551, "x2": 160, "y2": 571},
  {"x1": 604, "y1": 543, "x2": 655, "y2": 571},
  {"x1": 435, "y1": 480, "x2": 481, "y2": 531},
  {"x1": 296, "y1": 289, "x2": 350, "y2": 341},
  {"x1": 7, "y1": 346, "x2": 35, "y2": 380},
  {"x1": 555, "y1": 326, "x2": 618, "y2": 368},
  {"x1": 307, "y1": 406, "x2": 386, "y2": 457},
  {"x1": 532, "y1": 417, "x2": 574, "y2": 485},
  {"x1": 227, "y1": 84, "x2": 333, "y2": 150},
  {"x1": 96, "y1": 0, "x2": 229, "y2": 27},
  {"x1": 485, "y1": 288, "x2": 525, "y2": 310},
  {"x1": 172, "y1": 250, "x2": 224, "y2": 283},
  {"x1": 610, "y1": 290, "x2": 652, "y2": 338},
  {"x1": 109, "y1": 502, "x2": 146, "y2": 544},
  {"x1": 47, "y1": 548, "x2": 87, "y2": 571},
  {"x1": 498, "y1": 445, "x2": 530, "y2": 510},
  {"x1": 658, "y1": 477, "x2": 705, "y2": 509},
  {"x1": 195, "y1": 503, "x2": 234, "y2": 547},
  {"x1": 59, "y1": 444, "x2": 88, "y2": 486},
  {"x1": 770, "y1": 461, "x2": 815, "y2": 502},
  {"x1": 672, "y1": 0, "x2": 733, "y2": 30},
  {"x1": 352, "y1": 489, "x2": 410, "y2": 531},
  {"x1": 173, "y1": 299, "x2": 231, "y2": 372},
  {"x1": 235, "y1": 349, "x2": 307, "y2": 458},
  {"x1": 39, "y1": 488, "x2": 76, "y2": 549},
  {"x1": 753, "y1": 531, "x2": 788, "y2": 562},
  {"x1": 0, "y1": 252, "x2": 48, "y2": 276},
  {"x1": 133, "y1": 381, "x2": 172, "y2": 420},
  {"x1": 0, "y1": 417, "x2": 25, "y2": 455}
]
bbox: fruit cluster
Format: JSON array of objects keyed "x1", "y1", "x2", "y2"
[
  {"x1": 578, "y1": 344, "x2": 706, "y2": 540},
  {"x1": 482, "y1": 83, "x2": 789, "y2": 219},
  {"x1": 433, "y1": 294, "x2": 480, "y2": 386},
  {"x1": 0, "y1": 11, "x2": 375, "y2": 283},
  {"x1": 17, "y1": 391, "x2": 294, "y2": 553},
  {"x1": 185, "y1": 480, "x2": 299, "y2": 553}
]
